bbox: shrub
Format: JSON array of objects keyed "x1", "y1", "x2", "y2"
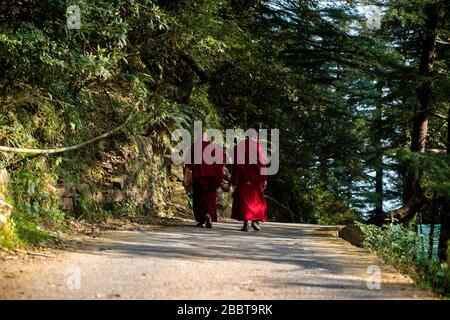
[{"x1": 358, "y1": 222, "x2": 450, "y2": 296}]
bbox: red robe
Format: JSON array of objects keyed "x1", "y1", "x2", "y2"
[
  {"x1": 230, "y1": 139, "x2": 268, "y2": 222},
  {"x1": 185, "y1": 141, "x2": 224, "y2": 222}
]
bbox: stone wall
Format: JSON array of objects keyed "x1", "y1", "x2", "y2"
[{"x1": 56, "y1": 135, "x2": 170, "y2": 217}]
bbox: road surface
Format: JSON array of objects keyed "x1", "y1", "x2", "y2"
[{"x1": 0, "y1": 222, "x2": 436, "y2": 299}]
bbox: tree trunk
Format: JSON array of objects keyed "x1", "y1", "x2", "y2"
[
  {"x1": 374, "y1": 161, "x2": 383, "y2": 216},
  {"x1": 403, "y1": 4, "x2": 438, "y2": 220},
  {"x1": 448, "y1": 107, "x2": 450, "y2": 153},
  {"x1": 366, "y1": 84, "x2": 385, "y2": 226},
  {"x1": 374, "y1": 86, "x2": 384, "y2": 220}
]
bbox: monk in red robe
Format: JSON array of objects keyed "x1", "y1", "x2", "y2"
[
  {"x1": 183, "y1": 138, "x2": 225, "y2": 228},
  {"x1": 230, "y1": 135, "x2": 268, "y2": 231}
]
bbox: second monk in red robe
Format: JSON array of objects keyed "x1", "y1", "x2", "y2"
[{"x1": 230, "y1": 135, "x2": 268, "y2": 231}]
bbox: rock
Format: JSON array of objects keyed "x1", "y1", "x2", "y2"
[
  {"x1": 78, "y1": 183, "x2": 90, "y2": 193},
  {"x1": 171, "y1": 164, "x2": 184, "y2": 182},
  {"x1": 44, "y1": 184, "x2": 58, "y2": 195},
  {"x1": 0, "y1": 169, "x2": 8, "y2": 181},
  {"x1": 339, "y1": 224, "x2": 365, "y2": 247},
  {"x1": 60, "y1": 198, "x2": 74, "y2": 210},
  {"x1": 101, "y1": 162, "x2": 113, "y2": 170},
  {"x1": 0, "y1": 199, "x2": 13, "y2": 217},
  {"x1": 90, "y1": 191, "x2": 104, "y2": 203},
  {"x1": 0, "y1": 199, "x2": 13, "y2": 227},
  {"x1": 58, "y1": 186, "x2": 74, "y2": 198},
  {"x1": 111, "y1": 175, "x2": 127, "y2": 190},
  {"x1": 0, "y1": 214, "x2": 7, "y2": 226},
  {"x1": 0, "y1": 169, "x2": 9, "y2": 198},
  {"x1": 111, "y1": 190, "x2": 125, "y2": 202}
]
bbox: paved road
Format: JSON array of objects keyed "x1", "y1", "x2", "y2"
[{"x1": 0, "y1": 222, "x2": 436, "y2": 299}]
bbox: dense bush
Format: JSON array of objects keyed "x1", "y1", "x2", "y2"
[{"x1": 358, "y1": 222, "x2": 449, "y2": 296}]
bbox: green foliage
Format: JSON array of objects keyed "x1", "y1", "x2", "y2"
[
  {"x1": 308, "y1": 188, "x2": 357, "y2": 225},
  {"x1": 397, "y1": 148, "x2": 450, "y2": 199},
  {"x1": 14, "y1": 218, "x2": 54, "y2": 245},
  {"x1": 1, "y1": 159, "x2": 64, "y2": 246},
  {"x1": 359, "y1": 222, "x2": 450, "y2": 296},
  {"x1": 0, "y1": 221, "x2": 21, "y2": 249},
  {"x1": 10, "y1": 161, "x2": 65, "y2": 227}
]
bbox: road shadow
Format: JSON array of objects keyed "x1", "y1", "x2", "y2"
[{"x1": 62, "y1": 222, "x2": 374, "y2": 277}]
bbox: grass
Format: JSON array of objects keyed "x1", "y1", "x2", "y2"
[
  {"x1": 0, "y1": 218, "x2": 54, "y2": 250},
  {"x1": 15, "y1": 219, "x2": 54, "y2": 245},
  {"x1": 0, "y1": 222, "x2": 20, "y2": 249}
]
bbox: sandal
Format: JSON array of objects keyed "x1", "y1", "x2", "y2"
[
  {"x1": 240, "y1": 223, "x2": 249, "y2": 232},
  {"x1": 204, "y1": 214, "x2": 212, "y2": 228},
  {"x1": 251, "y1": 221, "x2": 261, "y2": 231}
]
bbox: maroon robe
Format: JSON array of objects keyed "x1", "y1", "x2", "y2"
[
  {"x1": 230, "y1": 138, "x2": 268, "y2": 222},
  {"x1": 185, "y1": 141, "x2": 224, "y2": 223}
]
